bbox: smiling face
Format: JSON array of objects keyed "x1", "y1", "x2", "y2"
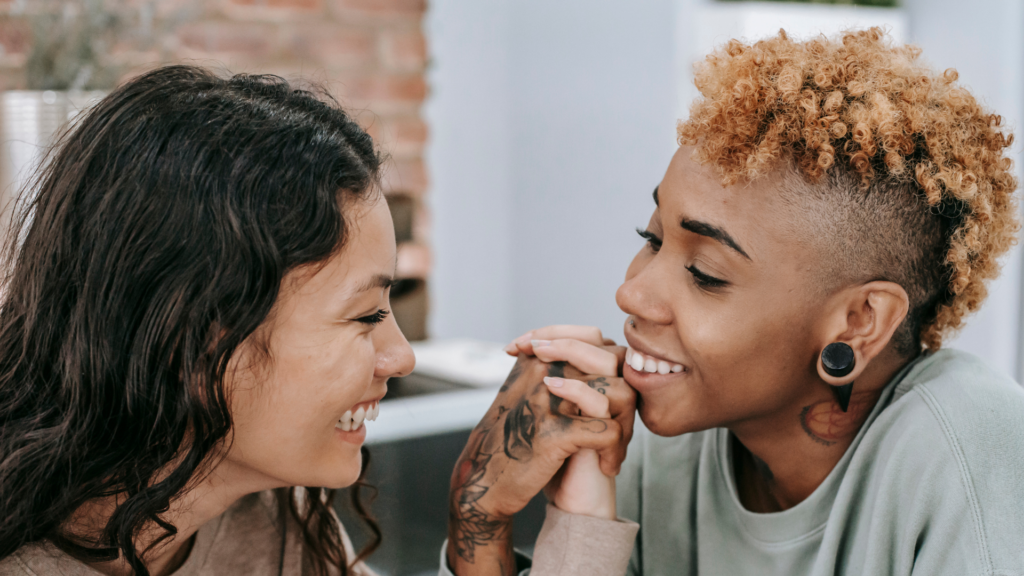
[
  {"x1": 616, "y1": 147, "x2": 833, "y2": 437},
  {"x1": 222, "y1": 194, "x2": 414, "y2": 489}
]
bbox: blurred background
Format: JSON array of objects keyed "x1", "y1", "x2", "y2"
[{"x1": 0, "y1": 0, "x2": 1020, "y2": 574}]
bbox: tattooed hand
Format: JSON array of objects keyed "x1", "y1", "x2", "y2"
[{"x1": 446, "y1": 356, "x2": 628, "y2": 576}]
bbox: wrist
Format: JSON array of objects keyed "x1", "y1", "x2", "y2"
[{"x1": 446, "y1": 516, "x2": 514, "y2": 576}]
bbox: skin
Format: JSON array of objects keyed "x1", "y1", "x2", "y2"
[
  {"x1": 69, "y1": 195, "x2": 415, "y2": 576},
  {"x1": 446, "y1": 355, "x2": 635, "y2": 576},
  {"x1": 616, "y1": 146, "x2": 910, "y2": 509},
  {"x1": 484, "y1": 144, "x2": 914, "y2": 534}
]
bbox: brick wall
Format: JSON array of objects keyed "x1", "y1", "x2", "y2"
[{"x1": 0, "y1": 0, "x2": 431, "y2": 338}]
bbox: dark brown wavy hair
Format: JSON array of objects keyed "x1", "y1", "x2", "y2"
[{"x1": 0, "y1": 65, "x2": 382, "y2": 575}]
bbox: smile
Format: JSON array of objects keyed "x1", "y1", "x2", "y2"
[
  {"x1": 335, "y1": 401, "x2": 380, "y2": 432},
  {"x1": 626, "y1": 347, "x2": 684, "y2": 374}
]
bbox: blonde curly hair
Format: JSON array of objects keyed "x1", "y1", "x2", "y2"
[{"x1": 679, "y1": 27, "x2": 1019, "y2": 351}]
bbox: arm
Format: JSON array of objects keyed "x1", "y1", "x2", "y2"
[{"x1": 445, "y1": 355, "x2": 633, "y2": 576}]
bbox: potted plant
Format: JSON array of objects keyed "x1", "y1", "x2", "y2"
[{"x1": 0, "y1": 0, "x2": 160, "y2": 212}]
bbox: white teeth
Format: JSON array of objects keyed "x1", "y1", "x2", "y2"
[
  {"x1": 627, "y1": 347, "x2": 683, "y2": 375},
  {"x1": 629, "y1": 349, "x2": 645, "y2": 371},
  {"x1": 337, "y1": 402, "x2": 380, "y2": 431}
]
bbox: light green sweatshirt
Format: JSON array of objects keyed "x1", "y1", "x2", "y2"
[
  {"x1": 439, "y1": 348, "x2": 1024, "y2": 576},
  {"x1": 616, "y1": 348, "x2": 1024, "y2": 575}
]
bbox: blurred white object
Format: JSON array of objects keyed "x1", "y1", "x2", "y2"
[
  {"x1": 410, "y1": 338, "x2": 518, "y2": 388},
  {"x1": 677, "y1": 2, "x2": 907, "y2": 123},
  {"x1": 368, "y1": 339, "x2": 517, "y2": 444},
  {"x1": 368, "y1": 387, "x2": 498, "y2": 445},
  {"x1": 0, "y1": 90, "x2": 106, "y2": 217}
]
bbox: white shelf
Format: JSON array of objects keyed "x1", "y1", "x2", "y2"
[{"x1": 366, "y1": 387, "x2": 497, "y2": 444}]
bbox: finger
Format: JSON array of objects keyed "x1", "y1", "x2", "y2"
[
  {"x1": 531, "y1": 339, "x2": 620, "y2": 376},
  {"x1": 557, "y1": 417, "x2": 625, "y2": 477},
  {"x1": 544, "y1": 377, "x2": 611, "y2": 418},
  {"x1": 576, "y1": 376, "x2": 635, "y2": 472},
  {"x1": 507, "y1": 325, "x2": 607, "y2": 356},
  {"x1": 602, "y1": 337, "x2": 617, "y2": 346}
]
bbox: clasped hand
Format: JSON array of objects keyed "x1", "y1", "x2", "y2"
[{"x1": 446, "y1": 326, "x2": 635, "y2": 575}]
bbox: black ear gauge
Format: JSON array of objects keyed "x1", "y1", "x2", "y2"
[{"x1": 821, "y1": 342, "x2": 855, "y2": 413}]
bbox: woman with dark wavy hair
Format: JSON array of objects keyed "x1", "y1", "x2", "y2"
[{"x1": 0, "y1": 64, "x2": 414, "y2": 576}]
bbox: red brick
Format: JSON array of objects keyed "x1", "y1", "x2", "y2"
[
  {"x1": 373, "y1": 114, "x2": 426, "y2": 158},
  {"x1": 381, "y1": 157, "x2": 428, "y2": 196},
  {"x1": 331, "y1": 0, "x2": 425, "y2": 19},
  {"x1": 220, "y1": 0, "x2": 324, "y2": 21},
  {"x1": 380, "y1": 28, "x2": 426, "y2": 71},
  {"x1": 284, "y1": 26, "x2": 374, "y2": 68},
  {"x1": 342, "y1": 73, "x2": 426, "y2": 103},
  {"x1": 176, "y1": 21, "x2": 276, "y2": 59},
  {"x1": 228, "y1": 0, "x2": 321, "y2": 8},
  {"x1": 0, "y1": 18, "x2": 29, "y2": 55}
]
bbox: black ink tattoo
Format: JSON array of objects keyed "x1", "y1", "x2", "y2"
[
  {"x1": 502, "y1": 397, "x2": 536, "y2": 460},
  {"x1": 587, "y1": 377, "x2": 611, "y2": 395},
  {"x1": 449, "y1": 429, "x2": 511, "y2": 563},
  {"x1": 799, "y1": 405, "x2": 837, "y2": 447}
]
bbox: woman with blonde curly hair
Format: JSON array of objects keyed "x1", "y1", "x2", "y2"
[{"x1": 440, "y1": 28, "x2": 1024, "y2": 576}]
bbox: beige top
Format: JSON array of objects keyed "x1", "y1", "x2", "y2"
[{"x1": 0, "y1": 491, "x2": 374, "y2": 576}]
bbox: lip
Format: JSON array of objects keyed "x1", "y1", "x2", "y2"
[
  {"x1": 622, "y1": 334, "x2": 688, "y2": 393},
  {"x1": 335, "y1": 424, "x2": 367, "y2": 445}
]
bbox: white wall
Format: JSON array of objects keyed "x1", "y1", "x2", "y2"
[
  {"x1": 426, "y1": 0, "x2": 1024, "y2": 379},
  {"x1": 424, "y1": 1, "x2": 514, "y2": 342},
  {"x1": 900, "y1": 0, "x2": 1024, "y2": 378},
  {"x1": 426, "y1": 0, "x2": 677, "y2": 344}
]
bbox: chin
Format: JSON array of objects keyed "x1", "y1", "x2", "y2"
[{"x1": 637, "y1": 395, "x2": 709, "y2": 437}]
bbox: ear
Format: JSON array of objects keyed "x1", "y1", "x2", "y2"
[{"x1": 816, "y1": 281, "x2": 910, "y2": 385}]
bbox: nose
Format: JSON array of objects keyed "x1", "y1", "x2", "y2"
[
  {"x1": 616, "y1": 255, "x2": 673, "y2": 326},
  {"x1": 374, "y1": 313, "x2": 415, "y2": 379}
]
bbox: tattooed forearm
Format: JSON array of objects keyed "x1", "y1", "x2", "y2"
[{"x1": 449, "y1": 433, "x2": 511, "y2": 563}]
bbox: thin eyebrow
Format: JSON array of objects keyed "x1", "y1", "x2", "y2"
[
  {"x1": 653, "y1": 186, "x2": 659, "y2": 206},
  {"x1": 356, "y1": 273, "x2": 395, "y2": 293},
  {"x1": 680, "y1": 218, "x2": 751, "y2": 260}
]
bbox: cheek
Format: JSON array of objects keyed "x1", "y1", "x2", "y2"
[
  {"x1": 642, "y1": 291, "x2": 815, "y2": 433},
  {"x1": 224, "y1": 335, "x2": 376, "y2": 487}
]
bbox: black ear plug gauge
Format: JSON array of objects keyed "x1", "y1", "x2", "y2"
[{"x1": 821, "y1": 342, "x2": 855, "y2": 412}]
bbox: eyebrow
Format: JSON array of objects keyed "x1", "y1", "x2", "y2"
[
  {"x1": 653, "y1": 186, "x2": 659, "y2": 206},
  {"x1": 680, "y1": 219, "x2": 750, "y2": 260},
  {"x1": 356, "y1": 274, "x2": 396, "y2": 293}
]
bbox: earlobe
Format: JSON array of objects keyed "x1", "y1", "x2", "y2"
[
  {"x1": 815, "y1": 281, "x2": 909, "y2": 412},
  {"x1": 817, "y1": 342, "x2": 857, "y2": 412}
]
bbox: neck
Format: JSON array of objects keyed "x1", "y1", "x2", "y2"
[
  {"x1": 730, "y1": 349, "x2": 910, "y2": 511},
  {"x1": 67, "y1": 460, "x2": 275, "y2": 576}
]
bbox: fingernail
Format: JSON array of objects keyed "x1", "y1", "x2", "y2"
[
  {"x1": 543, "y1": 376, "x2": 564, "y2": 387},
  {"x1": 531, "y1": 339, "x2": 552, "y2": 348},
  {"x1": 503, "y1": 343, "x2": 518, "y2": 354},
  {"x1": 514, "y1": 332, "x2": 534, "y2": 345}
]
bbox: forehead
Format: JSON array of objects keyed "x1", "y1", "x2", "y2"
[
  {"x1": 658, "y1": 147, "x2": 796, "y2": 260},
  {"x1": 290, "y1": 196, "x2": 396, "y2": 297}
]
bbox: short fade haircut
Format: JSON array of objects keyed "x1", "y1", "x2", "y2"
[{"x1": 679, "y1": 27, "x2": 1019, "y2": 354}]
